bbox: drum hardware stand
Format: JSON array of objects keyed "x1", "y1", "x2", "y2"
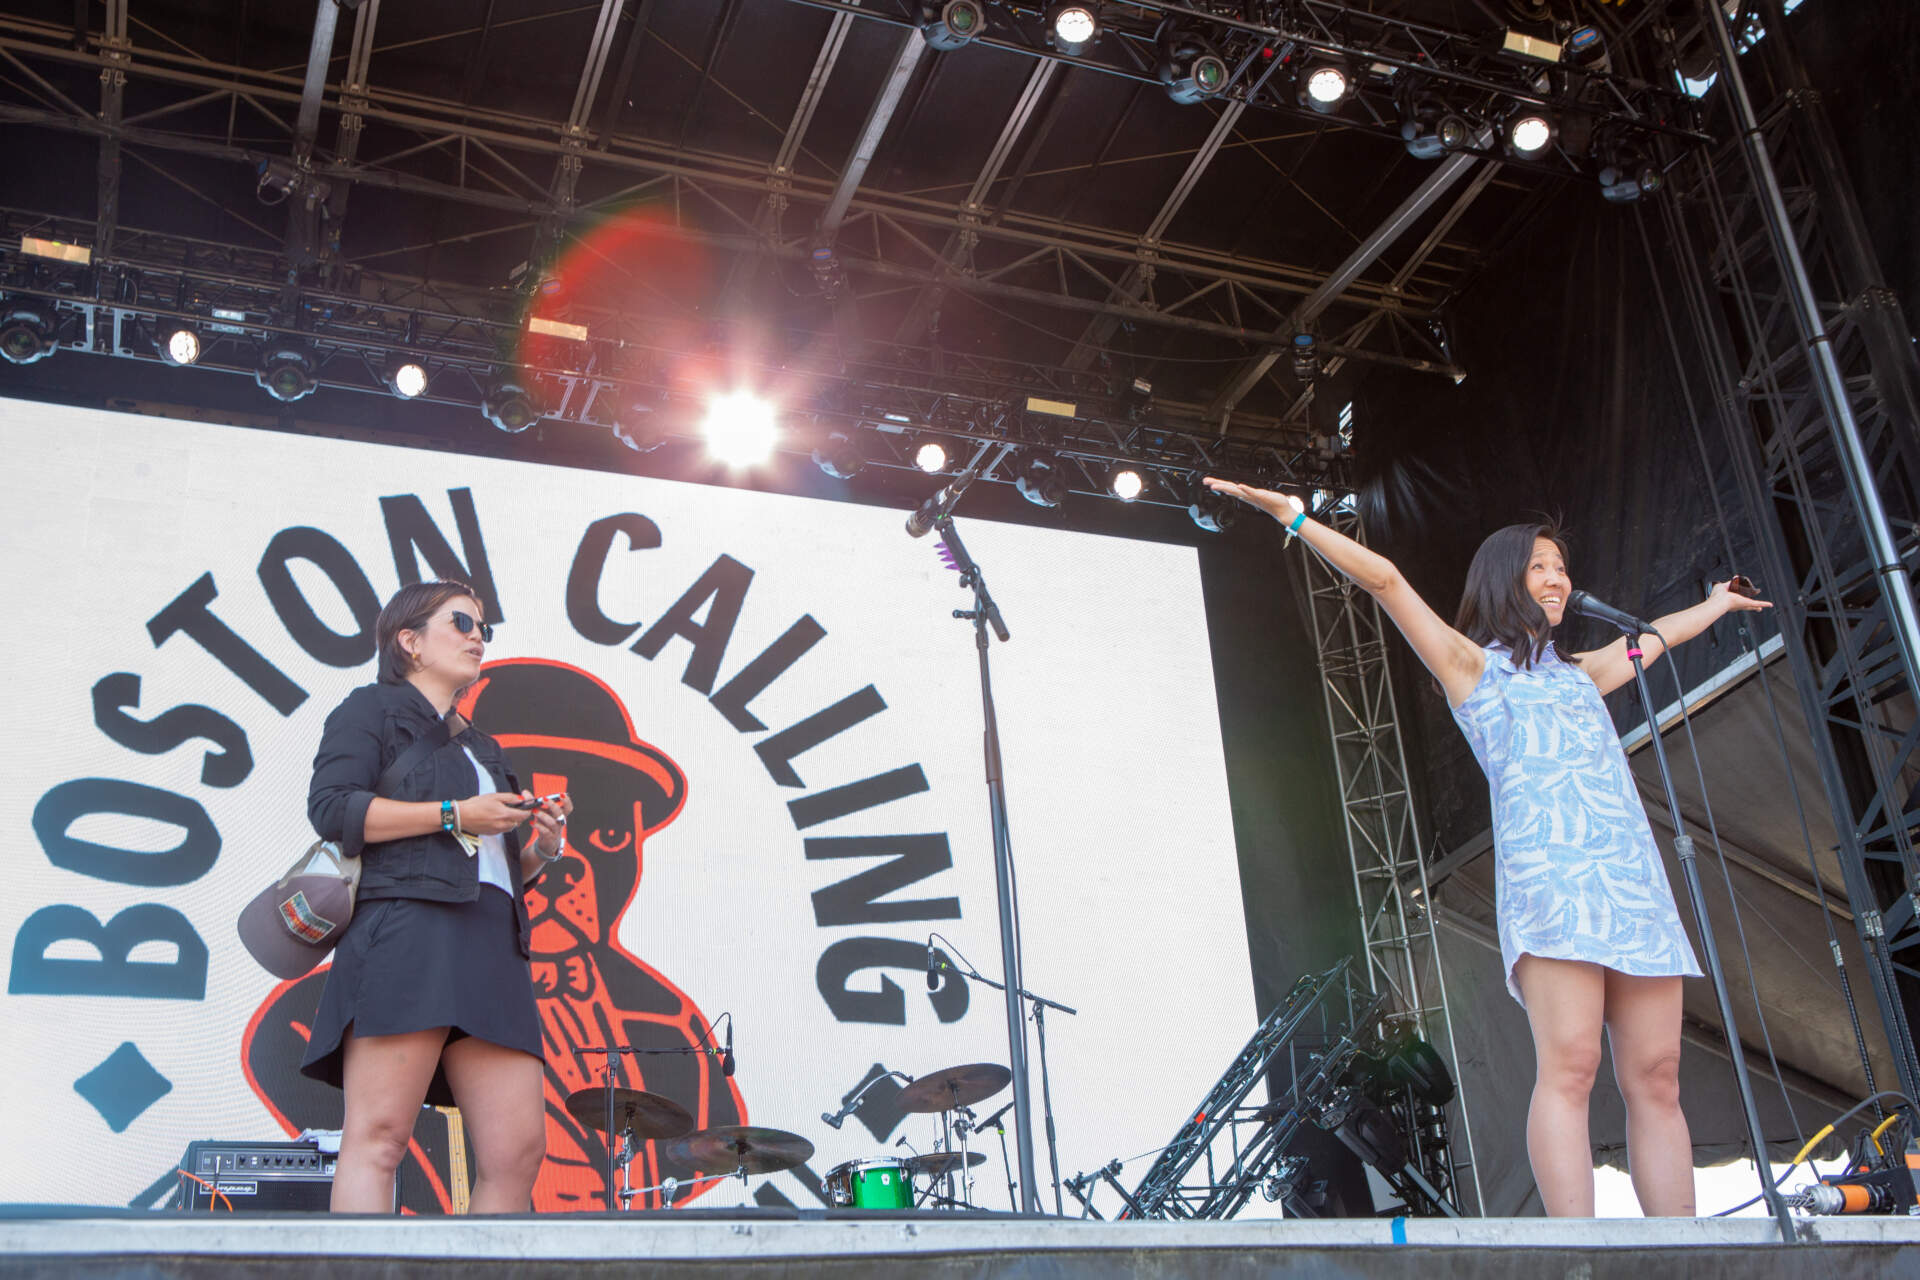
[
  {"x1": 1064, "y1": 1160, "x2": 1143, "y2": 1221},
  {"x1": 924, "y1": 502, "x2": 1041, "y2": 1212},
  {"x1": 1620, "y1": 628, "x2": 1796, "y2": 1242},
  {"x1": 575, "y1": 1040, "x2": 731, "y2": 1211},
  {"x1": 620, "y1": 1166, "x2": 745, "y2": 1209},
  {"x1": 929, "y1": 931, "x2": 1078, "y2": 1213}
]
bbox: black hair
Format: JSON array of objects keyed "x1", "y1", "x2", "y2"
[
  {"x1": 1453, "y1": 523, "x2": 1571, "y2": 670},
  {"x1": 374, "y1": 580, "x2": 480, "y2": 684}
]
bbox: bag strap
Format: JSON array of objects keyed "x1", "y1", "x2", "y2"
[{"x1": 373, "y1": 717, "x2": 455, "y2": 799}]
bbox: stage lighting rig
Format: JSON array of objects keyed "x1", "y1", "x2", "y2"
[
  {"x1": 1157, "y1": 26, "x2": 1228, "y2": 106},
  {"x1": 813, "y1": 431, "x2": 866, "y2": 480},
  {"x1": 919, "y1": 0, "x2": 985, "y2": 51},
  {"x1": 158, "y1": 325, "x2": 202, "y2": 367},
  {"x1": 1109, "y1": 466, "x2": 1146, "y2": 502},
  {"x1": 1045, "y1": 3, "x2": 1098, "y2": 57},
  {"x1": 255, "y1": 343, "x2": 317, "y2": 403},
  {"x1": 912, "y1": 437, "x2": 952, "y2": 474},
  {"x1": 703, "y1": 390, "x2": 779, "y2": 466},
  {"x1": 1289, "y1": 332, "x2": 1319, "y2": 383},
  {"x1": 387, "y1": 359, "x2": 428, "y2": 399},
  {"x1": 609, "y1": 400, "x2": 667, "y2": 453},
  {"x1": 1015, "y1": 452, "x2": 1067, "y2": 508},
  {"x1": 1298, "y1": 57, "x2": 1354, "y2": 115},
  {"x1": 1503, "y1": 107, "x2": 1555, "y2": 157},
  {"x1": 0, "y1": 303, "x2": 58, "y2": 366},
  {"x1": 482, "y1": 377, "x2": 540, "y2": 433},
  {"x1": 1186, "y1": 480, "x2": 1239, "y2": 534},
  {"x1": 1600, "y1": 161, "x2": 1664, "y2": 204}
]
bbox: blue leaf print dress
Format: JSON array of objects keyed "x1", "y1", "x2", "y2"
[{"x1": 1449, "y1": 642, "x2": 1703, "y2": 1005}]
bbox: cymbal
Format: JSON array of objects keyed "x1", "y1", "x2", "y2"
[
  {"x1": 665, "y1": 1125, "x2": 815, "y2": 1176},
  {"x1": 562, "y1": 1086, "x2": 694, "y2": 1140},
  {"x1": 896, "y1": 1063, "x2": 1012, "y2": 1113},
  {"x1": 903, "y1": 1151, "x2": 987, "y2": 1177}
]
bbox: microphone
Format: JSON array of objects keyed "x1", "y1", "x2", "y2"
[
  {"x1": 905, "y1": 466, "x2": 980, "y2": 538},
  {"x1": 820, "y1": 1110, "x2": 845, "y2": 1130},
  {"x1": 722, "y1": 1019, "x2": 735, "y2": 1078},
  {"x1": 926, "y1": 938, "x2": 940, "y2": 991},
  {"x1": 1567, "y1": 589, "x2": 1654, "y2": 635}
]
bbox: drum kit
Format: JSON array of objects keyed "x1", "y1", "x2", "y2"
[{"x1": 561, "y1": 1060, "x2": 1014, "y2": 1212}]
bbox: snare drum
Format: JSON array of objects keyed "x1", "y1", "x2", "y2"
[{"x1": 822, "y1": 1158, "x2": 915, "y2": 1209}]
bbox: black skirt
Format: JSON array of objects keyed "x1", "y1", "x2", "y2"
[{"x1": 299, "y1": 889, "x2": 543, "y2": 1107}]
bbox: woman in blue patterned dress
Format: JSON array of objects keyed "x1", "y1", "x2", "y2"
[{"x1": 1204, "y1": 478, "x2": 1771, "y2": 1218}]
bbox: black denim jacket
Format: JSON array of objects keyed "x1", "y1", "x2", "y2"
[{"x1": 307, "y1": 680, "x2": 533, "y2": 956}]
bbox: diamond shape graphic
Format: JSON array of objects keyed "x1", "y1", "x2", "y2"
[{"x1": 74, "y1": 1042, "x2": 172, "y2": 1133}]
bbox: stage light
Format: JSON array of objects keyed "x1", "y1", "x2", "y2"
[
  {"x1": 159, "y1": 325, "x2": 201, "y2": 367},
  {"x1": 610, "y1": 401, "x2": 666, "y2": 453},
  {"x1": 0, "y1": 304, "x2": 57, "y2": 366},
  {"x1": 1290, "y1": 332, "x2": 1319, "y2": 383},
  {"x1": 1299, "y1": 59, "x2": 1353, "y2": 114},
  {"x1": 703, "y1": 390, "x2": 778, "y2": 466},
  {"x1": 913, "y1": 438, "x2": 951, "y2": 473},
  {"x1": 920, "y1": 0, "x2": 984, "y2": 51},
  {"x1": 1015, "y1": 453, "x2": 1066, "y2": 508},
  {"x1": 1600, "y1": 162, "x2": 1663, "y2": 204},
  {"x1": 482, "y1": 378, "x2": 540, "y2": 433},
  {"x1": 1159, "y1": 32, "x2": 1228, "y2": 106},
  {"x1": 1187, "y1": 481, "x2": 1240, "y2": 534},
  {"x1": 813, "y1": 431, "x2": 865, "y2": 480},
  {"x1": 387, "y1": 359, "x2": 428, "y2": 399},
  {"x1": 1505, "y1": 109, "x2": 1554, "y2": 156},
  {"x1": 1046, "y1": 4, "x2": 1097, "y2": 56},
  {"x1": 1109, "y1": 467, "x2": 1145, "y2": 502},
  {"x1": 1402, "y1": 111, "x2": 1473, "y2": 160},
  {"x1": 255, "y1": 343, "x2": 317, "y2": 402}
]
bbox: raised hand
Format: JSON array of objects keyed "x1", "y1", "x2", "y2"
[
  {"x1": 1709, "y1": 580, "x2": 1774, "y2": 613},
  {"x1": 1202, "y1": 476, "x2": 1305, "y2": 523}
]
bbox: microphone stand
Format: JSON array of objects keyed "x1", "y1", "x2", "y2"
[
  {"x1": 975, "y1": 1098, "x2": 1018, "y2": 1211},
  {"x1": 1618, "y1": 628, "x2": 1797, "y2": 1243},
  {"x1": 927, "y1": 511, "x2": 1039, "y2": 1213},
  {"x1": 933, "y1": 942, "x2": 1077, "y2": 1214}
]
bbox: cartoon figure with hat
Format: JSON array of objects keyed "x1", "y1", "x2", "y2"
[{"x1": 241, "y1": 658, "x2": 745, "y2": 1212}]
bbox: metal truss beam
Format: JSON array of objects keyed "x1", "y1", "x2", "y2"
[
  {"x1": 93, "y1": 0, "x2": 128, "y2": 262},
  {"x1": 1296, "y1": 500, "x2": 1481, "y2": 1213},
  {"x1": 1649, "y1": 0, "x2": 1920, "y2": 1102},
  {"x1": 818, "y1": 28, "x2": 925, "y2": 238}
]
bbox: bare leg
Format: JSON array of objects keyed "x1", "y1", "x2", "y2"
[
  {"x1": 442, "y1": 1034, "x2": 547, "y2": 1214},
  {"x1": 1604, "y1": 971, "x2": 1694, "y2": 1216},
  {"x1": 333, "y1": 1025, "x2": 450, "y2": 1212},
  {"x1": 1514, "y1": 955, "x2": 1606, "y2": 1216}
]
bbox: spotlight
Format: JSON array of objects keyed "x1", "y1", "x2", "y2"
[
  {"x1": 1505, "y1": 108, "x2": 1555, "y2": 156},
  {"x1": 813, "y1": 430, "x2": 865, "y2": 480},
  {"x1": 920, "y1": 0, "x2": 985, "y2": 51},
  {"x1": 1290, "y1": 332, "x2": 1319, "y2": 383},
  {"x1": 1600, "y1": 162, "x2": 1663, "y2": 204},
  {"x1": 1015, "y1": 453, "x2": 1067, "y2": 508},
  {"x1": 1158, "y1": 31, "x2": 1228, "y2": 106},
  {"x1": 1046, "y1": 3, "x2": 1098, "y2": 56},
  {"x1": 1299, "y1": 58, "x2": 1353, "y2": 114},
  {"x1": 1187, "y1": 482, "x2": 1240, "y2": 534},
  {"x1": 255, "y1": 343, "x2": 317, "y2": 403},
  {"x1": 1401, "y1": 111, "x2": 1474, "y2": 160},
  {"x1": 610, "y1": 401, "x2": 666, "y2": 453},
  {"x1": 703, "y1": 390, "x2": 778, "y2": 466},
  {"x1": 158, "y1": 325, "x2": 201, "y2": 367},
  {"x1": 912, "y1": 438, "x2": 951, "y2": 474},
  {"x1": 387, "y1": 358, "x2": 428, "y2": 399},
  {"x1": 0, "y1": 304, "x2": 58, "y2": 366},
  {"x1": 482, "y1": 377, "x2": 540, "y2": 433},
  {"x1": 1109, "y1": 466, "x2": 1145, "y2": 502}
]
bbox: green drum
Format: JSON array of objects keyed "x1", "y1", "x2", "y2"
[{"x1": 823, "y1": 1158, "x2": 914, "y2": 1209}]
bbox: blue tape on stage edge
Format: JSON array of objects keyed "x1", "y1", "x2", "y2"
[{"x1": 1390, "y1": 1217, "x2": 1407, "y2": 1244}]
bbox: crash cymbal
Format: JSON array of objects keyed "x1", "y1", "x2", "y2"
[
  {"x1": 903, "y1": 1151, "x2": 987, "y2": 1178},
  {"x1": 665, "y1": 1125, "x2": 815, "y2": 1176},
  {"x1": 896, "y1": 1063, "x2": 1012, "y2": 1113},
  {"x1": 562, "y1": 1086, "x2": 694, "y2": 1140}
]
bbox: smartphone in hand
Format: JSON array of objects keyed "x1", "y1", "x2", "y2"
[{"x1": 508, "y1": 792, "x2": 567, "y2": 811}]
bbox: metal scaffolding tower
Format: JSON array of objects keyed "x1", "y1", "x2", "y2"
[
  {"x1": 1296, "y1": 499, "x2": 1483, "y2": 1213},
  {"x1": 1648, "y1": 0, "x2": 1920, "y2": 1101}
]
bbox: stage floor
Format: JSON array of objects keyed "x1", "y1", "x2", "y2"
[{"x1": 4, "y1": 1210, "x2": 1919, "y2": 1279}]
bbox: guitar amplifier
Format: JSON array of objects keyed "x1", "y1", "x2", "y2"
[{"x1": 173, "y1": 1138, "x2": 336, "y2": 1212}]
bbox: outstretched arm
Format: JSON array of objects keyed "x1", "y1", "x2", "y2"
[
  {"x1": 1574, "y1": 581, "x2": 1773, "y2": 696},
  {"x1": 1205, "y1": 479, "x2": 1487, "y2": 706}
]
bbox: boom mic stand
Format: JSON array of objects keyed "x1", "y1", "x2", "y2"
[
  {"x1": 1617, "y1": 627, "x2": 1797, "y2": 1242},
  {"x1": 924, "y1": 509, "x2": 1041, "y2": 1213},
  {"x1": 931, "y1": 935, "x2": 1077, "y2": 1214}
]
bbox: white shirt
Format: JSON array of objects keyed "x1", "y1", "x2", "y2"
[{"x1": 463, "y1": 746, "x2": 515, "y2": 896}]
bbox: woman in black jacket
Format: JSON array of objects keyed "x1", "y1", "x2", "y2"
[{"x1": 302, "y1": 580, "x2": 572, "y2": 1213}]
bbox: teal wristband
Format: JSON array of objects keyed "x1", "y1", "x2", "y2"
[
  {"x1": 440, "y1": 799, "x2": 455, "y2": 833},
  {"x1": 1287, "y1": 509, "x2": 1307, "y2": 534}
]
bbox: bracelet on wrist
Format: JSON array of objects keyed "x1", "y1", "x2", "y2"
[{"x1": 440, "y1": 799, "x2": 455, "y2": 835}]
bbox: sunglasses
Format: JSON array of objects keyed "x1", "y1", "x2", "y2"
[{"x1": 448, "y1": 610, "x2": 494, "y2": 643}]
